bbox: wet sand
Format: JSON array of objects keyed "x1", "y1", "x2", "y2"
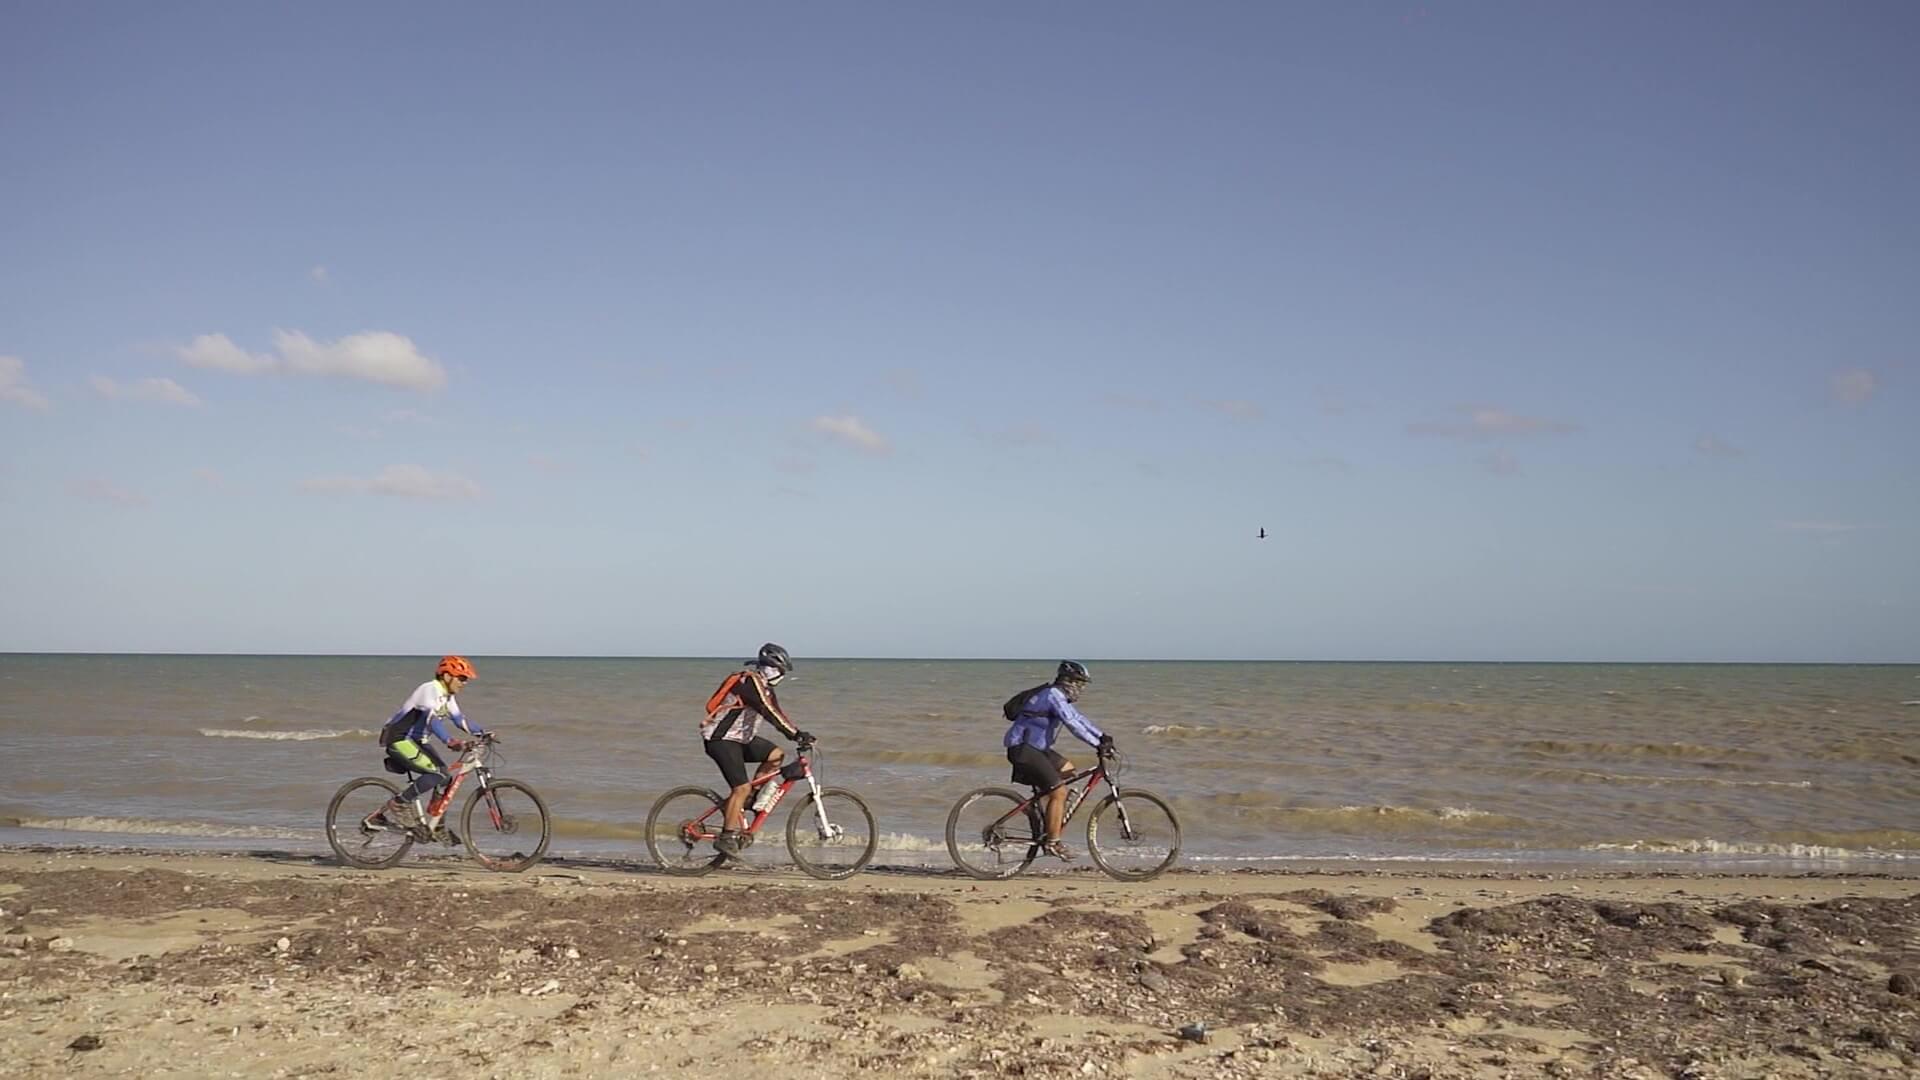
[{"x1": 1, "y1": 848, "x2": 1916, "y2": 1078}]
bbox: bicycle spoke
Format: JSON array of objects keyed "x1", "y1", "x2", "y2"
[
  {"x1": 645, "y1": 787, "x2": 728, "y2": 876},
  {"x1": 325, "y1": 778, "x2": 413, "y2": 870},
  {"x1": 946, "y1": 788, "x2": 1041, "y2": 880},
  {"x1": 786, "y1": 788, "x2": 877, "y2": 880},
  {"x1": 1086, "y1": 789, "x2": 1182, "y2": 881},
  {"x1": 462, "y1": 779, "x2": 551, "y2": 872}
]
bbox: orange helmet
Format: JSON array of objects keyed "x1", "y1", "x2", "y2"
[{"x1": 436, "y1": 655, "x2": 477, "y2": 682}]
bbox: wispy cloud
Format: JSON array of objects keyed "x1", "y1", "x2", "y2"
[
  {"x1": 1831, "y1": 368, "x2": 1878, "y2": 406},
  {"x1": 310, "y1": 265, "x2": 330, "y2": 285},
  {"x1": 0, "y1": 356, "x2": 51, "y2": 411},
  {"x1": 810, "y1": 415, "x2": 891, "y2": 455},
  {"x1": 1777, "y1": 520, "x2": 1864, "y2": 534},
  {"x1": 175, "y1": 330, "x2": 447, "y2": 391},
  {"x1": 1409, "y1": 406, "x2": 1579, "y2": 439},
  {"x1": 70, "y1": 478, "x2": 147, "y2": 507},
  {"x1": 89, "y1": 375, "x2": 202, "y2": 407},
  {"x1": 1694, "y1": 435, "x2": 1743, "y2": 458},
  {"x1": 299, "y1": 464, "x2": 482, "y2": 501},
  {"x1": 1479, "y1": 449, "x2": 1521, "y2": 476},
  {"x1": 1199, "y1": 399, "x2": 1264, "y2": 422}
]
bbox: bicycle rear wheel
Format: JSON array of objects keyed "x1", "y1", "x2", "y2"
[
  {"x1": 645, "y1": 786, "x2": 728, "y2": 876},
  {"x1": 945, "y1": 786, "x2": 1041, "y2": 880},
  {"x1": 461, "y1": 779, "x2": 551, "y2": 872},
  {"x1": 325, "y1": 777, "x2": 414, "y2": 870},
  {"x1": 1086, "y1": 789, "x2": 1181, "y2": 881},
  {"x1": 785, "y1": 788, "x2": 877, "y2": 880}
]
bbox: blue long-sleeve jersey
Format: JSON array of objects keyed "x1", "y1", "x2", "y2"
[{"x1": 1003, "y1": 685, "x2": 1105, "y2": 752}]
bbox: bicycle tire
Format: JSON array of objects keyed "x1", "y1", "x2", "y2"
[
  {"x1": 785, "y1": 787, "x2": 878, "y2": 880},
  {"x1": 1086, "y1": 788, "x2": 1182, "y2": 881},
  {"x1": 945, "y1": 786, "x2": 1041, "y2": 880},
  {"x1": 645, "y1": 786, "x2": 728, "y2": 876},
  {"x1": 461, "y1": 779, "x2": 551, "y2": 872},
  {"x1": 325, "y1": 777, "x2": 414, "y2": 870}
]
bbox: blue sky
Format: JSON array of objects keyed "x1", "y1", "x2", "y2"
[{"x1": 1, "y1": 3, "x2": 1914, "y2": 661}]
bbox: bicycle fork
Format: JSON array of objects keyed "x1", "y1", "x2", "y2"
[{"x1": 804, "y1": 773, "x2": 844, "y2": 842}]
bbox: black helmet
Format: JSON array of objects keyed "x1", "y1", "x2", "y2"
[
  {"x1": 754, "y1": 642, "x2": 794, "y2": 674},
  {"x1": 1055, "y1": 660, "x2": 1091, "y2": 684}
]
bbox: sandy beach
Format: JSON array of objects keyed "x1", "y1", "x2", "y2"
[{"x1": 0, "y1": 850, "x2": 1915, "y2": 1078}]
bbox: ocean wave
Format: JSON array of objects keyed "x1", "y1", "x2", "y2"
[
  {"x1": 549, "y1": 818, "x2": 950, "y2": 855},
  {"x1": 1516, "y1": 739, "x2": 1772, "y2": 764},
  {"x1": 1198, "y1": 801, "x2": 1521, "y2": 834},
  {"x1": 1584, "y1": 838, "x2": 1916, "y2": 861},
  {"x1": 0, "y1": 814, "x2": 308, "y2": 840},
  {"x1": 199, "y1": 728, "x2": 375, "y2": 741},
  {"x1": 1141, "y1": 724, "x2": 1265, "y2": 740}
]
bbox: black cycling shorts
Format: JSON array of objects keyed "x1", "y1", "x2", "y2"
[
  {"x1": 1007, "y1": 744, "x2": 1069, "y2": 790},
  {"x1": 705, "y1": 736, "x2": 778, "y2": 790}
]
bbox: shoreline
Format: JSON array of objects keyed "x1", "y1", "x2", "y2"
[{"x1": 2, "y1": 848, "x2": 1917, "y2": 1078}]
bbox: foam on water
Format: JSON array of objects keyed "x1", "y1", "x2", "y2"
[
  {"x1": 199, "y1": 728, "x2": 375, "y2": 741},
  {"x1": 1, "y1": 814, "x2": 310, "y2": 841}
]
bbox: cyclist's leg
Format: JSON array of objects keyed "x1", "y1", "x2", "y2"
[
  {"x1": 705, "y1": 737, "x2": 753, "y2": 844},
  {"x1": 747, "y1": 736, "x2": 783, "y2": 782},
  {"x1": 1008, "y1": 746, "x2": 1075, "y2": 857},
  {"x1": 387, "y1": 740, "x2": 447, "y2": 822}
]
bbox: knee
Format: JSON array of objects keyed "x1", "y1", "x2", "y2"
[{"x1": 732, "y1": 783, "x2": 752, "y2": 798}]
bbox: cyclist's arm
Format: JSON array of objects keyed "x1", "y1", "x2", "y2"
[
  {"x1": 738, "y1": 673, "x2": 801, "y2": 740},
  {"x1": 445, "y1": 698, "x2": 485, "y2": 737},
  {"x1": 1051, "y1": 692, "x2": 1105, "y2": 748}
]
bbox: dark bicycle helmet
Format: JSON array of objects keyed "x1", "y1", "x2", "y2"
[
  {"x1": 754, "y1": 642, "x2": 794, "y2": 674},
  {"x1": 1056, "y1": 660, "x2": 1091, "y2": 684}
]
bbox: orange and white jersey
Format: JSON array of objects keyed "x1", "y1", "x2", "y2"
[{"x1": 700, "y1": 665, "x2": 799, "y2": 743}]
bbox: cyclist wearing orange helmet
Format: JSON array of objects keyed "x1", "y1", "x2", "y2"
[{"x1": 365, "y1": 655, "x2": 490, "y2": 834}]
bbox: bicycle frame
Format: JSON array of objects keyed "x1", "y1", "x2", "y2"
[
  {"x1": 425, "y1": 742, "x2": 502, "y2": 827},
  {"x1": 1002, "y1": 758, "x2": 1145, "y2": 841},
  {"x1": 688, "y1": 750, "x2": 844, "y2": 842}
]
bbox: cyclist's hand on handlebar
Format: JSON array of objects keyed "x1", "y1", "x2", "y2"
[
  {"x1": 794, "y1": 730, "x2": 816, "y2": 748},
  {"x1": 447, "y1": 739, "x2": 469, "y2": 752},
  {"x1": 1097, "y1": 734, "x2": 1117, "y2": 758}
]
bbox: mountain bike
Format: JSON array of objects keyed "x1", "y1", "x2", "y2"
[
  {"x1": 945, "y1": 748, "x2": 1180, "y2": 881},
  {"x1": 645, "y1": 737, "x2": 876, "y2": 880},
  {"x1": 324, "y1": 733, "x2": 551, "y2": 872}
]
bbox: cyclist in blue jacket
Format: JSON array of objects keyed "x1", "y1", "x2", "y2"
[{"x1": 1002, "y1": 660, "x2": 1115, "y2": 861}]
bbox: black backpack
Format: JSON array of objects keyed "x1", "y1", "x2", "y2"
[{"x1": 1001, "y1": 683, "x2": 1053, "y2": 723}]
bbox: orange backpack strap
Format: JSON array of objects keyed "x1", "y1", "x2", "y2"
[{"x1": 705, "y1": 672, "x2": 745, "y2": 719}]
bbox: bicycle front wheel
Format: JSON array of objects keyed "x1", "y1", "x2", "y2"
[
  {"x1": 1086, "y1": 789, "x2": 1181, "y2": 881},
  {"x1": 785, "y1": 787, "x2": 878, "y2": 880},
  {"x1": 461, "y1": 779, "x2": 551, "y2": 872},
  {"x1": 945, "y1": 786, "x2": 1041, "y2": 880},
  {"x1": 325, "y1": 777, "x2": 414, "y2": 870},
  {"x1": 645, "y1": 786, "x2": 728, "y2": 876}
]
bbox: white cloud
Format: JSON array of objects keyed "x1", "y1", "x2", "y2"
[
  {"x1": 1409, "y1": 406, "x2": 1579, "y2": 439},
  {"x1": 810, "y1": 415, "x2": 891, "y2": 455},
  {"x1": 274, "y1": 330, "x2": 447, "y2": 391},
  {"x1": 1694, "y1": 435, "x2": 1742, "y2": 458},
  {"x1": 1831, "y1": 369, "x2": 1877, "y2": 405},
  {"x1": 70, "y1": 478, "x2": 147, "y2": 507},
  {"x1": 89, "y1": 375, "x2": 202, "y2": 407},
  {"x1": 310, "y1": 265, "x2": 330, "y2": 285},
  {"x1": 177, "y1": 333, "x2": 276, "y2": 375},
  {"x1": 174, "y1": 330, "x2": 447, "y2": 391},
  {"x1": 1200, "y1": 399, "x2": 1264, "y2": 422},
  {"x1": 0, "y1": 356, "x2": 51, "y2": 411},
  {"x1": 299, "y1": 464, "x2": 482, "y2": 501}
]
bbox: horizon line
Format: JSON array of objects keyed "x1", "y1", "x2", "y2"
[{"x1": 1, "y1": 651, "x2": 1914, "y2": 666}]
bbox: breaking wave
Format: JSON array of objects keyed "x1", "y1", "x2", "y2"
[
  {"x1": 0, "y1": 814, "x2": 308, "y2": 841},
  {"x1": 199, "y1": 728, "x2": 375, "y2": 741},
  {"x1": 1584, "y1": 838, "x2": 1917, "y2": 861}
]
